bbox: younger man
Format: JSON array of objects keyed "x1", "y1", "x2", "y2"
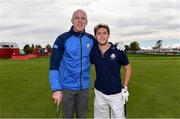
[{"x1": 90, "y1": 24, "x2": 132, "y2": 118}]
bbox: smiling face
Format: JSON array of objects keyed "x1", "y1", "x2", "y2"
[
  {"x1": 71, "y1": 9, "x2": 88, "y2": 32},
  {"x1": 95, "y1": 27, "x2": 110, "y2": 45}
]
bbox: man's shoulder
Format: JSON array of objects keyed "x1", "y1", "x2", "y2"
[
  {"x1": 91, "y1": 43, "x2": 99, "y2": 54},
  {"x1": 110, "y1": 43, "x2": 118, "y2": 50},
  {"x1": 110, "y1": 43, "x2": 125, "y2": 54},
  {"x1": 57, "y1": 32, "x2": 72, "y2": 40},
  {"x1": 85, "y1": 32, "x2": 95, "y2": 40},
  {"x1": 54, "y1": 32, "x2": 72, "y2": 47}
]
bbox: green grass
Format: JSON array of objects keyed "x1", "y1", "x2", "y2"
[
  {"x1": 127, "y1": 54, "x2": 180, "y2": 118},
  {"x1": 0, "y1": 54, "x2": 180, "y2": 118}
]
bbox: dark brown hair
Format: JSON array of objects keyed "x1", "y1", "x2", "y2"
[{"x1": 94, "y1": 23, "x2": 110, "y2": 35}]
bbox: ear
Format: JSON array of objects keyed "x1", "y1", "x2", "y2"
[
  {"x1": 108, "y1": 34, "x2": 110, "y2": 39},
  {"x1": 86, "y1": 19, "x2": 88, "y2": 25},
  {"x1": 71, "y1": 18, "x2": 74, "y2": 24}
]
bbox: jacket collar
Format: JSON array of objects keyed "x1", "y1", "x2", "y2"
[{"x1": 69, "y1": 26, "x2": 85, "y2": 37}]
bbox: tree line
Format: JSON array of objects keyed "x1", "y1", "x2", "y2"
[
  {"x1": 124, "y1": 40, "x2": 163, "y2": 51},
  {"x1": 23, "y1": 40, "x2": 163, "y2": 54},
  {"x1": 124, "y1": 41, "x2": 140, "y2": 51},
  {"x1": 23, "y1": 44, "x2": 51, "y2": 55},
  {"x1": 23, "y1": 41, "x2": 140, "y2": 55}
]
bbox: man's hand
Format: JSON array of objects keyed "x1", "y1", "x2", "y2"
[
  {"x1": 116, "y1": 41, "x2": 125, "y2": 51},
  {"x1": 121, "y1": 87, "x2": 129, "y2": 104},
  {"x1": 52, "y1": 91, "x2": 62, "y2": 106}
]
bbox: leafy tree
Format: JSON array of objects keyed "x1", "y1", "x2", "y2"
[
  {"x1": 23, "y1": 44, "x2": 33, "y2": 54},
  {"x1": 130, "y1": 41, "x2": 140, "y2": 51},
  {"x1": 125, "y1": 45, "x2": 130, "y2": 51},
  {"x1": 31, "y1": 44, "x2": 35, "y2": 49},
  {"x1": 35, "y1": 44, "x2": 42, "y2": 48},
  {"x1": 152, "y1": 40, "x2": 163, "y2": 50},
  {"x1": 46, "y1": 44, "x2": 51, "y2": 52}
]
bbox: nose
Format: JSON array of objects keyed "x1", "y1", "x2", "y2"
[
  {"x1": 78, "y1": 18, "x2": 83, "y2": 23},
  {"x1": 100, "y1": 33, "x2": 104, "y2": 37}
]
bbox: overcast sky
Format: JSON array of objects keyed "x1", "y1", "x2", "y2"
[{"x1": 0, "y1": 0, "x2": 180, "y2": 48}]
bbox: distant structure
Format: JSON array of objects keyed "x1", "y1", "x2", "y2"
[
  {"x1": 0, "y1": 42, "x2": 51, "y2": 59},
  {"x1": 0, "y1": 42, "x2": 20, "y2": 58},
  {"x1": 33, "y1": 48, "x2": 49, "y2": 56}
]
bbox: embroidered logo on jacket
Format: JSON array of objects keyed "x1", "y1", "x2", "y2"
[
  {"x1": 86, "y1": 43, "x2": 90, "y2": 48},
  {"x1": 53, "y1": 44, "x2": 58, "y2": 49}
]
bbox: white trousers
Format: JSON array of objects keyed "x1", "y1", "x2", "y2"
[{"x1": 94, "y1": 88, "x2": 125, "y2": 119}]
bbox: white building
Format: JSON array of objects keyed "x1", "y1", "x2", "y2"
[{"x1": 0, "y1": 42, "x2": 19, "y2": 48}]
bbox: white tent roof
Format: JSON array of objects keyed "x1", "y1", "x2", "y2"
[{"x1": 0, "y1": 42, "x2": 19, "y2": 48}]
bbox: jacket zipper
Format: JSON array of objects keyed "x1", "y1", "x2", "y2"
[{"x1": 79, "y1": 34, "x2": 83, "y2": 90}]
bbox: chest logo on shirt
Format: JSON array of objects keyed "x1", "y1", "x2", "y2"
[
  {"x1": 86, "y1": 43, "x2": 90, "y2": 48},
  {"x1": 53, "y1": 44, "x2": 58, "y2": 49},
  {"x1": 110, "y1": 53, "x2": 116, "y2": 60}
]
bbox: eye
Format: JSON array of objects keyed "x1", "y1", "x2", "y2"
[
  {"x1": 97, "y1": 32, "x2": 101, "y2": 35},
  {"x1": 74, "y1": 16, "x2": 79, "y2": 20},
  {"x1": 103, "y1": 32, "x2": 106, "y2": 35},
  {"x1": 81, "y1": 17, "x2": 86, "y2": 20}
]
